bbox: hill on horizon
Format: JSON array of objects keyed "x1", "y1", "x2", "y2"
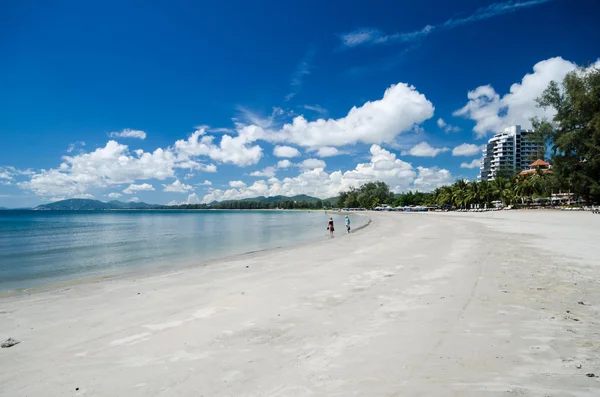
[
  {"x1": 34, "y1": 199, "x2": 162, "y2": 211},
  {"x1": 32, "y1": 195, "x2": 334, "y2": 210}
]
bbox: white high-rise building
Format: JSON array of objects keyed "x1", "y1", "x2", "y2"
[{"x1": 479, "y1": 125, "x2": 544, "y2": 181}]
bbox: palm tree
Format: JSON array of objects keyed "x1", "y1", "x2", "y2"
[
  {"x1": 465, "y1": 181, "x2": 480, "y2": 208},
  {"x1": 436, "y1": 186, "x2": 453, "y2": 207},
  {"x1": 478, "y1": 180, "x2": 492, "y2": 208},
  {"x1": 514, "y1": 178, "x2": 531, "y2": 205},
  {"x1": 452, "y1": 179, "x2": 468, "y2": 208},
  {"x1": 492, "y1": 177, "x2": 515, "y2": 207}
]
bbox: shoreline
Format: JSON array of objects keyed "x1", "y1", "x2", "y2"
[
  {"x1": 1, "y1": 211, "x2": 598, "y2": 396},
  {"x1": 0, "y1": 211, "x2": 371, "y2": 298}
]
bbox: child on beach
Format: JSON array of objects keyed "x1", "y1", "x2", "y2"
[
  {"x1": 327, "y1": 217, "x2": 335, "y2": 238},
  {"x1": 345, "y1": 215, "x2": 351, "y2": 233}
]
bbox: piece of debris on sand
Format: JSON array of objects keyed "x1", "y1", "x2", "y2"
[{"x1": 1, "y1": 338, "x2": 21, "y2": 348}]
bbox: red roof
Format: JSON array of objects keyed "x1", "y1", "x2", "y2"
[
  {"x1": 519, "y1": 168, "x2": 553, "y2": 176},
  {"x1": 529, "y1": 159, "x2": 550, "y2": 167}
]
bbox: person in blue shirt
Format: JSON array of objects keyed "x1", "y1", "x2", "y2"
[{"x1": 345, "y1": 215, "x2": 351, "y2": 234}]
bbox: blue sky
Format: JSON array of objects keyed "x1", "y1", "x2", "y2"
[{"x1": 1, "y1": 0, "x2": 599, "y2": 207}]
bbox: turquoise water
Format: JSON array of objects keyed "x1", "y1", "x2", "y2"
[{"x1": 0, "y1": 210, "x2": 365, "y2": 292}]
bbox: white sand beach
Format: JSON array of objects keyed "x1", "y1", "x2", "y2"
[{"x1": 1, "y1": 211, "x2": 599, "y2": 396}]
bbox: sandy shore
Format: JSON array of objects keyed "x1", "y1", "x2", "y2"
[{"x1": 1, "y1": 211, "x2": 599, "y2": 396}]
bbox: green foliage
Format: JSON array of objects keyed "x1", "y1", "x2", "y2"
[
  {"x1": 337, "y1": 182, "x2": 394, "y2": 208},
  {"x1": 164, "y1": 198, "x2": 330, "y2": 210},
  {"x1": 533, "y1": 65, "x2": 600, "y2": 203}
]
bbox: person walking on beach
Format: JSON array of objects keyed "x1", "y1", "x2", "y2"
[
  {"x1": 345, "y1": 215, "x2": 351, "y2": 234},
  {"x1": 327, "y1": 217, "x2": 335, "y2": 238}
]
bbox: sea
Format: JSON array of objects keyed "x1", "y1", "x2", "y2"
[{"x1": 0, "y1": 210, "x2": 365, "y2": 292}]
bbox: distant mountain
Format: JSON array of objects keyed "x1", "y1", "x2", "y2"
[
  {"x1": 106, "y1": 200, "x2": 162, "y2": 209},
  {"x1": 34, "y1": 199, "x2": 162, "y2": 210},
  {"x1": 0, "y1": 207, "x2": 6, "y2": 210}
]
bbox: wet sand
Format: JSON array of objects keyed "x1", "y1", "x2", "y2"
[{"x1": 1, "y1": 211, "x2": 599, "y2": 396}]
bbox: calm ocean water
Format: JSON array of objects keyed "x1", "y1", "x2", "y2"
[{"x1": 0, "y1": 210, "x2": 365, "y2": 292}]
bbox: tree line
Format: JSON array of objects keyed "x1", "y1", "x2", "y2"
[
  {"x1": 165, "y1": 65, "x2": 598, "y2": 211},
  {"x1": 336, "y1": 65, "x2": 600, "y2": 208},
  {"x1": 162, "y1": 199, "x2": 333, "y2": 210}
]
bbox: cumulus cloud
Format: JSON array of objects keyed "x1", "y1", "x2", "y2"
[
  {"x1": 202, "y1": 144, "x2": 453, "y2": 203},
  {"x1": 0, "y1": 168, "x2": 14, "y2": 181},
  {"x1": 277, "y1": 160, "x2": 293, "y2": 169},
  {"x1": 413, "y1": 166, "x2": 454, "y2": 191},
  {"x1": 109, "y1": 129, "x2": 147, "y2": 140},
  {"x1": 129, "y1": 197, "x2": 140, "y2": 202},
  {"x1": 167, "y1": 193, "x2": 202, "y2": 206},
  {"x1": 196, "y1": 180, "x2": 212, "y2": 186},
  {"x1": 402, "y1": 142, "x2": 449, "y2": 157},
  {"x1": 19, "y1": 141, "x2": 178, "y2": 198},
  {"x1": 273, "y1": 145, "x2": 301, "y2": 158},
  {"x1": 163, "y1": 180, "x2": 193, "y2": 193},
  {"x1": 174, "y1": 128, "x2": 262, "y2": 167},
  {"x1": 461, "y1": 159, "x2": 482, "y2": 169},
  {"x1": 229, "y1": 180, "x2": 247, "y2": 188},
  {"x1": 437, "y1": 118, "x2": 461, "y2": 133},
  {"x1": 123, "y1": 183, "x2": 155, "y2": 194},
  {"x1": 314, "y1": 147, "x2": 340, "y2": 157},
  {"x1": 107, "y1": 192, "x2": 123, "y2": 199},
  {"x1": 452, "y1": 143, "x2": 482, "y2": 156},
  {"x1": 297, "y1": 158, "x2": 327, "y2": 170},
  {"x1": 453, "y1": 57, "x2": 588, "y2": 137},
  {"x1": 250, "y1": 167, "x2": 277, "y2": 177},
  {"x1": 241, "y1": 83, "x2": 434, "y2": 148}
]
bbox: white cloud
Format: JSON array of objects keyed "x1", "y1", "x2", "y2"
[
  {"x1": 129, "y1": 197, "x2": 140, "y2": 202},
  {"x1": 196, "y1": 180, "x2": 212, "y2": 186},
  {"x1": 250, "y1": 166, "x2": 277, "y2": 177},
  {"x1": 339, "y1": 28, "x2": 380, "y2": 48},
  {"x1": 276, "y1": 160, "x2": 292, "y2": 169},
  {"x1": 285, "y1": 50, "x2": 313, "y2": 101},
  {"x1": 413, "y1": 166, "x2": 454, "y2": 191},
  {"x1": 109, "y1": 129, "x2": 147, "y2": 140},
  {"x1": 202, "y1": 144, "x2": 453, "y2": 203},
  {"x1": 0, "y1": 166, "x2": 33, "y2": 181},
  {"x1": 250, "y1": 83, "x2": 434, "y2": 148},
  {"x1": 163, "y1": 180, "x2": 193, "y2": 193},
  {"x1": 437, "y1": 118, "x2": 461, "y2": 133},
  {"x1": 174, "y1": 128, "x2": 262, "y2": 167},
  {"x1": 302, "y1": 104, "x2": 328, "y2": 115},
  {"x1": 185, "y1": 193, "x2": 201, "y2": 204},
  {"x1": 339, "y1": 25, "x2": 434, "y2": 48},
  {"x1": 453, "y1": 57, "x2": 585, "y2": 137},
  {"x1": 19, "y1": 141, "x2": 178, "y2": 198},
  {"x1": 67, "y1": 141, "x2": 86, "y2": 153},
  {"x1": 452, "y1": 143, "x2": 482, "y2": 156},
  {"x1": 168, "y1": 193, "x2": 202, "y2": 206},
  {"x1": 461, "y1": 159, "x2": 482, "y2": 169},
  {"x1": 107, "y1": 192, "x2": 123, "y2": 199},
  {"x1": 402, "y1": 142, "x2": 449, "y2": 157},
  {"x1": 229, "y1": 180, "x2": 247, "y2": 188},
  {"x1": 273, "y1": 145, "x2": 301, "y2": 158},
  {"x1": 339, "y1": 1, "x2": 550, "y2": 48},
  {"x1": 314, "y1": 147, "x2": 340, "y2": 157},
  {"x1": 123, "y1": 183, "x2": 155, "y2": 194},
  {"x1": 0, "y1": 169, "x2": 14, "y2": 180},
  {"x1": 297, "y1": 158, "x2": 327, "y2": 170}
]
